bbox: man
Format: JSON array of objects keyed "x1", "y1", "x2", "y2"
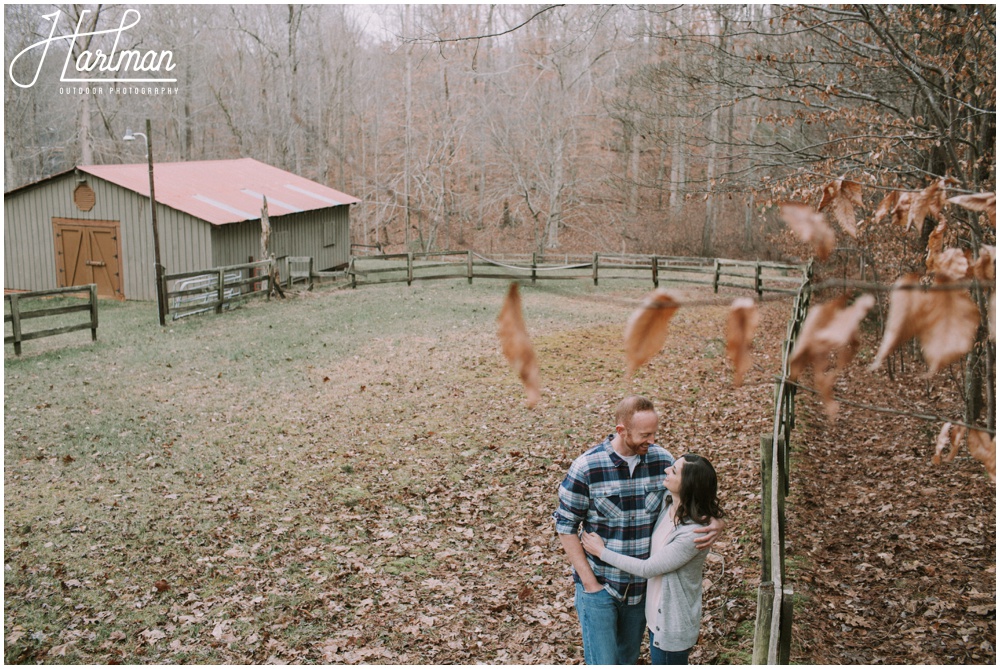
[{"x1": 553, "y1": 395, "x2": 723, "y2": 665}]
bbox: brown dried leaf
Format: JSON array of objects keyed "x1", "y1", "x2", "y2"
[
  {"x1": 818, "y1": 178, "x2": 863, "y2": 237},
  {"x1": 892, "y1": 191, "x2": 916, "y2": 229},
  {"x1": 934, "y1": 248, "x2": 970, "y2": 282},
  {"x1": 869, "y1": 274, "x2": 980, "y2": 374},
  {"x1": 726, "y1": 297, "x2": 759, "y2": 387},
  {"x1": 874, "y1": 190, "x2": 899, "y2": 223},
  {"x1": 989, "y1": 292, "x2": 996, "y2": 342},
  {"x1": 972, "y1": 245, "x2": 995, "y2": 282},
  {"x1": 908, "y1": 178, "x2": 954, "y2": 232},
  {"x1": 932, "y1": 423, "x2": 965, "y2": 465},
  {"x1": 788, "y1": 294, "x2": 875, "y2": 417},
  {"x1": 947, "y1": 192, "x2": 996, "y2": 228},
  {"x1": 967, "y1": 429, "x2": 996, "y2": 483},
  {"x1": 779, "y1": 202, "x2": 836, "y2": 260},
  {"x1": 496, "y1": 283, "x2": 540, "y2": 408},
  {"x1": 624, "y1": 289, "x2": 681, "y2": 375},
  {"x1": 925, "y1": 221, "x2": 948, "y2": 272}
]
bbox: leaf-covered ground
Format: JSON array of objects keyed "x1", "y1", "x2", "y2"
[
  {"x1": 4, "y1": 279, "x2": 995, "y2": 664},
  {"x1": 786, "y1": 344, "x2": 996, "y2": 664}
]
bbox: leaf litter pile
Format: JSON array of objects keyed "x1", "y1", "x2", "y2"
[{"x1": 4, "y1": 279, "x2": 995, "y2": 664}]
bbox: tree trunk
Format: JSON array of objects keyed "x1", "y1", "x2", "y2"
[{"x1": 546, "y1": 134, "x2": 565, "y2": 249}]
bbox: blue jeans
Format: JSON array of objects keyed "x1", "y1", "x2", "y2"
[
  {"x1": 648, "y1": 631, "x2": 690, "y2": 665},
  {"x1": 574, "y1": 583, "x2": 646, "y2": 665}
]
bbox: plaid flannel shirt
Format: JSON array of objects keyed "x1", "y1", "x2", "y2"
[{"x1": 554, "y1": 435, "x2": 674, "y2": 605}]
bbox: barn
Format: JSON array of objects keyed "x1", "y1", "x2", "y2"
[{"x1": 3, "y1": 158, "x2": 360, "y2": 301}]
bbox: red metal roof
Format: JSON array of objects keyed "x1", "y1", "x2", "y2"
[{"x1": 80, "y1": 158, "x2": 359, "y2": 226}]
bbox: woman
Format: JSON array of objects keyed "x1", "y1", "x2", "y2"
[{"x1": 582, "y1": 454, "x2": 723, "y2": 665}]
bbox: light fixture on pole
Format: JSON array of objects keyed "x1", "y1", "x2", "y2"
[{"x1": 123, "y1": 120, "x2": 166, "y2": 326}]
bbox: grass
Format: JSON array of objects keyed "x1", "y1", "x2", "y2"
[{"x1": 6, "y1": 277, "x2": 787, "y2": 664}]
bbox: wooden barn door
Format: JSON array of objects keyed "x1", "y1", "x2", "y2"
[{"x1": 53, "y1": 218, "x2": 124, "y2": 299}]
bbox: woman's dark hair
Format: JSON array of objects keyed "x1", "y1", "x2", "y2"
[{"x1": 674, "y1": 453, "x2": 724, "y2": 526}]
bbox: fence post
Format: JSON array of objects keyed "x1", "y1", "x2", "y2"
[
  {"x1": 349, "y1": 257, "x2": 357, "y2": 289},
  {"x1": 592, "y1": 253, "x2": 599, "y2": 286},
  {"x1": 467, "y1": 250, "x2": 473, "y2": 284},
  {"x1": 531, "y1": 253, "x2": 537, "y2": 285},
  {"x1": 407, "y1": 253, "x2": 413, "y2": 286},
  {"x1": 753, "y1": 581, "x2": 774, "y2": 665},
  {"x1": 9, "y1": 294, "x2": 23, "y2": 356},
  {"x1": 89, "y1": 284, "x2": 99, "y2": 342},
  {"x1": 755, "y1": 262, "x2": 763, "y2": 298},
  {"x1": 779, "y1": 586, "x2": 794, "y2": 664},
  {"x1": 160, "y1": 270, "x2": 170, "y2": 316},
  {"x1": 216, "y1": 268, "x2": 225, "y2": 314},
  {"x1": 712, "y1": 259, "x2": 721, "y2": 293},
  {"x1": 651, "y1": 255, "x2": 659, "y2": 288}
]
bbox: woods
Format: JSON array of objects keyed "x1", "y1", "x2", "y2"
[{"x1": 7, "y1": 4, "x2": 994, "y2": 258}]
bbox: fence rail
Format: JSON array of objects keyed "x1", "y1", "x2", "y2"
[
  {"x1": 163, "y1": 259, "x2": 273, "y2": 320},
  {"x1": 347, "y1": 250, "x2": 807, "y2": 296},
  {"x1": 753, "y1": 263, "x2": 813, "y2": 664},
  {"x1": 4, "y1": 284, "x2": 99, "y2": 356}
]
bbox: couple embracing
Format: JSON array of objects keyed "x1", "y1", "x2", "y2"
[{"x1": 554, "y1": 396, "x2": 725, "y2": 665}]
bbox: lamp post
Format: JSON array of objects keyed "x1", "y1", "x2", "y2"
[{"x1": 124, "y1": 119, "x2": 166, "y2": 326}]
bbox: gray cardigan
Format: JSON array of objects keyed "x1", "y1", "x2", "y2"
[{"x1": 598, "y1": 504, "x2": 709, "y2": 652}]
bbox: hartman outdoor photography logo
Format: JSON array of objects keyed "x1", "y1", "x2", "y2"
[{"x1": 8, "y1": 8, "x2": 179, "y2": 95}]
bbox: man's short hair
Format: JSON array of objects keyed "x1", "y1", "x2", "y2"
[{"x1": 615, "y1": 395, "x2": 656, "y2": 429}]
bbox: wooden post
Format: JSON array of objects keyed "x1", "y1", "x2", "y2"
[
  {"x1": 216, "y1": 268, "x2": 225, "y2": 314},
  {"x1": 9, "y1": 294, "x2": 23, "y2": 356},
  {"x1": 755, "y1": 262, "x2": 763, "y2": 298},
  {"x1": 531, "y1": 253, "x2": 537, "y2": 285},
  {"x1": 779, "y1": 586, "x2": 794, "y2": 664},
  {"x1": 651, "y1": 255, "x2": 659, "y2": 288},
  {"x1": 592, "y1": 253, "x2": 599, "y2": 286},
  {"x1": 407, "y1": 252, "x2": 413, "y2": 286},
  {"x1": 349, "y1": 257, "x2": 357, "y2": 289},
  {"x1": 160, "y1": 270, "x2": 170, "y2": 317},
  {"x1": 307, "y1": 257, "x2": 314, "y2": 291},
  {"x1": 89, "y1": 284, "x2": 98, "y2": 341},
  {"x1": 712, "y1": 259, "x2": 721, "y2": 293},
  {"x1": 752, "y1": 581, "x2": 775, "y2": 665},
  {"x1": 143, "y1": 119, "x2": 167, "y2": 327},
  {"x1": 467, "y1": 250, "x2": 473, "y2": 284}
]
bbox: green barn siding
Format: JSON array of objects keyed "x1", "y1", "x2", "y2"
[
  {"x1": 6, "y1": 171, "x2": 351, "y2": 300},
  {"x1": 3, "y1": 179, "x2": 56, "y2": 292},
  {"x1": 211, "y1": 206, "x2": 351, "y2": 272}
]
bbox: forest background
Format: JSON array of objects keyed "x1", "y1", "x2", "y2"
[{"x1": 6, "y1": 3, "x2": 995, "y2": 262}]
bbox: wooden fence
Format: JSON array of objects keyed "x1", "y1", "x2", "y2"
[
  {"x1": 347, "y1": 251, "x2": 807, "y2": 296},
  {"x1": 4, "y1": 284, "x2": 99, "y2": 356},
  {"x1": 163, "y1": 259, "x2": 273, "y2": 320},
  {"x1": 753, "y1": 265, "x2": 813, "y2": 664}
]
